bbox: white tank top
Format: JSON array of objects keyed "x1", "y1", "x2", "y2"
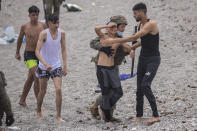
[{"x1": 38, "y1": 28, "x2": 62, "y2": 71}]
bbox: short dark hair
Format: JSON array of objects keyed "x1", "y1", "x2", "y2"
[
  {"x1": 28, "y1": 5, "x2": 40, "y2": 14},
  {"x1": 47, "y1": 14, "x2": 59, "y2": 24},
  {"x1": 132, "y1": 2, "x2": 147, "y2": 14}
]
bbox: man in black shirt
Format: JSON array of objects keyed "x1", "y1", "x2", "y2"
[{"x1": 131, "y1": 3, "x2": 160, "y2": 125}]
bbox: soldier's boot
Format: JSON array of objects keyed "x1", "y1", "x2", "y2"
[
  {"x1": 90, "y1": 101, "x2": 100, "y2": 120},
  {"x1": 6, "y1": 114, "x2": 14, "y2": 126},
  {"x1": 0, "y1": 104, "x2": 4, "y2": 126},
  {"x1": 0, "y1": 111, "x2": 3, "y2": 126}
]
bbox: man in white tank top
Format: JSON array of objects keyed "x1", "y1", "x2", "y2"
[{"x1": 35, "y1": 14, "x2": 67, "y2": 122}]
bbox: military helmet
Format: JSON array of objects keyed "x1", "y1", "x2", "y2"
[{"x1": 110, "y1": 15, "x2": 128, "y2": 25}]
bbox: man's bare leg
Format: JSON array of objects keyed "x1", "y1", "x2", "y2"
[
  {"x1": 37, "y1": 78, "x2": 48, "y2": 119},
  {"x1": 31, "y1": 66, "x2": 39, "y2": 98},
  {"x1": 131, "y1": 117, "x2": 142, "y2": 122},
  {"x1": 19, "y1": 69, "x2": 34, "y2": 107},
  {"x1": 53, "y1": 77, "x2": 65, "y2": 122},
  {"x1": 146, "y1": 117, "x2": 160, "y2": 125}
]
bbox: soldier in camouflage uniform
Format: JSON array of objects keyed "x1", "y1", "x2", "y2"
[
  {"x1": 0, "y1": 0, "x2": 1, "y2": 11},
  {"x1": 90, "y1": 15, "x2": 132, "y2": 121},
  {"x1": 0, "y1": 71, "x2": 14, "y2": 126},
  {"x1": 43, "y1": 0, "x2": 65, "y2": 26}
]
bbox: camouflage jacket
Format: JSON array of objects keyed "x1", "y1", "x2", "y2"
[{"x1": 90, "y1": 36, "x2": 129, "y2": 65}]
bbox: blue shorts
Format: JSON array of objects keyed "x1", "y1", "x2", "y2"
[{"x1": 36, "y1": 67, "x2": 62, "y2": 79}]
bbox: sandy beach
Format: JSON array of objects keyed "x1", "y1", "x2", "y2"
[{"x1": 0, "y1": 0, "x2": 197, "y2": 130}]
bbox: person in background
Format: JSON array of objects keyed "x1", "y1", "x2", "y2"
[
  {"x1": 15, "y1": 5, "x2": 46, "y2": 107},
  {"x1": 0, "y1": 71, "x2": 14, "y2": 126},
  {"x1": 43, "y1": 0, "x2": 65, "y2": 26}
]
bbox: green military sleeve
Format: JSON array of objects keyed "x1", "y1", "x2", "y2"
[
  {"x1": 114, "y1": 46, "x2": 129, "y2": 66},
  {"x1": 90, "y1": 37, "x2": 103, "y2": 50}
]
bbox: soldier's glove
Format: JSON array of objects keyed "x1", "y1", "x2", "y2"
[
  {"x1": 99, "y1": 46, "x2": 114, "y2": 57},
  {"x1": 6, "y1": 115, "x2": 14, "y2": 126}
]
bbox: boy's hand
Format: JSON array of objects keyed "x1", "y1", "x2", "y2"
[
  {"x1": 62, "y1": 66, "x2": 67, "y2": 76},
  {"x1": 44, "y1": 64, "x2": 52, "y2": 71},
  {"x1": 130, "y1": 50, "x2": 135, "y2": 58},
  {"x1": 15, "y1": 53, "x2": 21, "y2": 60}
]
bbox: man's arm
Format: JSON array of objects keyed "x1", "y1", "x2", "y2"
[
  {"x1": 35, "y1": 31, "x2": 52, "y2": 71},
  {"x1": 130, "y1": 41, "x2": 141, "y2": 49},
  {"x1": 60, "y1": 30, "x2": 67, "y2": 76},
  {"x1": 15, "y1": 25, "x2": 25, "y2": 60},
  {"x1": 90, "y1": 37, "x2": 114, "y2": 56},
  {"x1": 121, "y1": 43, "x2": 131, "y2": 53},
  {"x1": 102, "y1": 22, "x2": 155, "y2": 45},
  {"x1": 95, "y1": 22, "x2": 117, "y2": 39},
  {"x1": 119, "y1": 41, "x2": 141, "y2": 57},
  {"x1": 94, "y1": 25, "x2": 109, "y2": 39}
]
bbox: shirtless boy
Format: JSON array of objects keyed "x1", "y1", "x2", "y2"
[
  {"x1": 15, "y1": 5, "x2": 46, "y2": 107},
  {"x1": 95, "y1": 22, "x2": 134, "y2": 125},
  {"x1": 100, "y1": 3, "x2": 161, "y2": 125}
]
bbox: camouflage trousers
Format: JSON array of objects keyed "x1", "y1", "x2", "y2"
[
  {"x1": 43, "y1": 0, "x2": 61, "y2": 24},
  {"x1": 0, "y1": 71, "x2": 13, "y2": 126}
]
